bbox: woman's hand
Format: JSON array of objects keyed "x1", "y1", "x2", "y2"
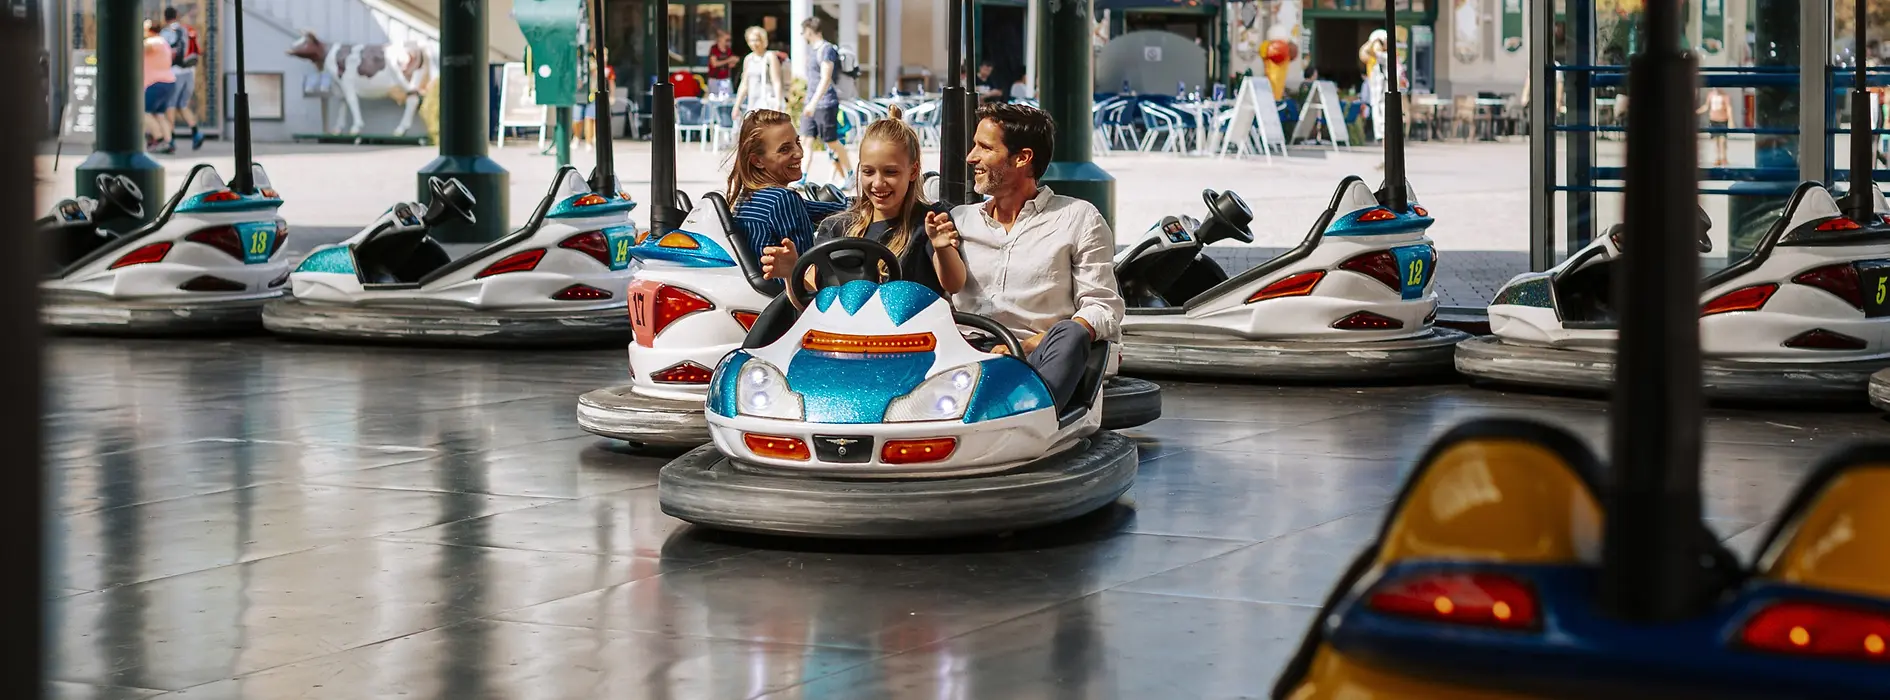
[
  {"x1": 925, "y1": 212, "x2": 960, "y2": 251},
  {"x1": 761, "y1": 238, "x2": 799, "y2": 279}
]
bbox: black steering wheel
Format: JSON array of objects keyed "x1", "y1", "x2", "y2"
[
  {"x1": 1201, "y1": 189, "x2": 1255, "y2": 244},
  {"x1": 952, "y1": 312, "x2": 1025, "y2": 358},
  {"x1": 786, "y1": 237, "x2": 903, "y2": 310},
  {"x1": 423, "y1": 177, "x2": 477, "y2": 226},
  {"x1": 94, "y1": 174, "x2": 145, "y2": 221}
]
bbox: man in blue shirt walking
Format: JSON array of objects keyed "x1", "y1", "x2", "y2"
[{"x1": 798, "y1": 18, "x2": 852, "y2": 184}]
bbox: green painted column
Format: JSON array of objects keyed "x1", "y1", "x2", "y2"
[
  {"x1": 1035, "y1": 0, "x2": 1113, "y2": 227},
  {"x1": 75, "y1": 0, "x2": 162, "y2": 230},
  {"x1": 417, "y1": 0, "x2": 510, "y2": 243}
]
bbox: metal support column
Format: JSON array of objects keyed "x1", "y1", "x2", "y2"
[
  {"x1": 75, "y1": 0, "x2": 162, "y2": 230},
  {"x1": 1798, "y1": 0, "x2": 1830, "y2": 184},
  {"x1": 1036, "y1": 0, "x2": 1114, "y2": 227},
  {"x1": 1565, "y1": 0, "x2": 1594, "y2": 254},
  {"x1": 1727, "y1": 0, "x2": 1805, "y2": 260},
  {"x1": 0, "y1": 9, "x2": 43, "y2": 699},
  {"x1": 417, "y1": 0, "x2": 510, "y2": 243},
  {"x1": 554, "y1": 106, "x2": 572, "y2": 167},
  {"x1": 1528, "y1": 0, "x2": 1554, "y2": 271}
]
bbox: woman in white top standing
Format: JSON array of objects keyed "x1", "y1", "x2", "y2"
[{"x1": 731, "y1": 26, "x2": 784, "y2": 116}]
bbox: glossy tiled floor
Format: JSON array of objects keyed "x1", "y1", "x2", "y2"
[{"x1": 45, "y1": 337, "x2": 1886, "y2": 699}]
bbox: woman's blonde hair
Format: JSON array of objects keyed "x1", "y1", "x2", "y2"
[
  {"x1": 743, "y1": 26, "x2": 768, "y2": 48},
  {"x1": 725, "y1": 109, "x2": 797, "y2": 203},
  {"x1": 839, "y1": 105, "x2": 924, "y2": 256}
]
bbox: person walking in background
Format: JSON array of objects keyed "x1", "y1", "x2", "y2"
[
  {"x1": 1697, "y1": 87, "x2": 1732, "y2": 167},
  {"x1": 733, "y1": 26, "x2": 784, "y2": 115},
  {"x1": 577, "y1": 47, "x2": 615, "y2": 150},
  {"x1": 141, "y1": 19, "x2": 176, "y2": 154},
  {"x1": 160, "y1": 6, "x2": 204, "y2": 150},
  {"x1": 798, "y1": 18, "x2": 851, "y2": 184},
  {"x1": 707, "y1": 30, "x2": 738, "y2": 96}
]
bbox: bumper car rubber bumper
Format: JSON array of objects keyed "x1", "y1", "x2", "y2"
[
  {"x1": 1118, "y1": 328, "x2": 1469, "y2": 381},
  {"x1": 1457, "y1": 335, "x2": 1887, "y2": 403},
  {"x1": 580, "y1": 378, "x2": 1164, "y2": 447},
  {"x1": 576, "y1": 384, "x2": 712, "y2": 447},
  {"x1": 658, "y1": 430, "x2": 1139, "y2": 538},
  {"x1": 1873, "y1": 368, "x2": 1890, "y2": 411},
  {"x1": 262, "y1": 298, "x2": 628, "y2": 347},
  {"x1": 42, "y1": 290, "x2": 279, "y2": 335}
]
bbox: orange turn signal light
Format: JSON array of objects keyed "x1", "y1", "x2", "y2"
[
  {"x1": 1358, "y1": 208, "x2": 1397, "y2": 222},
  {"x1": 574, "y1": 194, "x2": 610, "y2": 207},
  {"x1": 744, "y1": 433, "x2": 810, "y2": 461},
  {"x1": 801, "y1": 330, "x2": 937, "y2": 354},
  {"x1": 881, "y1": 437, "x2": 957, "y2": 465},
  {"x1": 657, "y1": 232, "x2": 700, "y2": 249}
]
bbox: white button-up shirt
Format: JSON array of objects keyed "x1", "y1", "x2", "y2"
[{"x1": 949, "y1": 186, "x2": 1125, "y2": 342}]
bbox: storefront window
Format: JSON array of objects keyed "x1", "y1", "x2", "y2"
[
  {"x1": 694, "y1": 4, "x2": 727, "y2": 67},
  {"x1": 1311, "y1": 0, "x2": 1427, "y2": 11},
  {"x1": 65, "y1": 0, "x2": 220, "y2": 126}
]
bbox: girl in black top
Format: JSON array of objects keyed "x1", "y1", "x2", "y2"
[{"x1": 812, "y1": 106, "x2": 966, "y2": 297}]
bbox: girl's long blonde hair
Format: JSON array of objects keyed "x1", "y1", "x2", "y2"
[
  {"x1": 840, "y1": 105, "x2": 924, "y2": 255},
  {"x1": 725, "y1": 109, "x2": 796, "y2": 203}
]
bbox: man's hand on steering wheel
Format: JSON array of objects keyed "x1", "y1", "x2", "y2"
[{"x1": 761, "y1": 238, "x2": 799, "y2": 279}]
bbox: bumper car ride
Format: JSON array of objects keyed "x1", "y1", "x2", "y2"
[
  {"x1": 263, "y1": 169, "x2": 638, "y2": 346},
  {"x1": 41, "y1": 168, "x2": 290, "y2": 334},
  {"x1": 1115, "y1": 181, "x2": 1467, "y2": 381},
  {"x1": 657, "y1": 239, "x2": 1138, "y2": 538},
  {"x1": 1461, "y1": 183, "x2": 1890, "y2": 403}
]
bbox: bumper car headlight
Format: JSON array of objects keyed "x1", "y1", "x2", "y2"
[
  {"x1": 885, "y1": 364, "x2": 981, "y2": 422},
  {"x1": 735, "y1": 360, "x2": 804, "y2": 420}
]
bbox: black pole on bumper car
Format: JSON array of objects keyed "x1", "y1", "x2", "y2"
[
  {"x1": 230, "y1": 0, "x2": 255, "y2": 194},
  {"x1": 1600, "y1": 0, "x2": 1713, "y2": 622},
  {"x1": 939, "y1": 0, "x2": 970, "y2": 206},
  {"x1": 644, "y1": 0, "x2": 681, "y2": 235},
  {"x1": 1380, "y1": 0, "x2": 1404, "y2": 210}
]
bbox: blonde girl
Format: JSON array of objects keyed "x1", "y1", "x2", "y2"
[
  {"x1": 808, "y1": 106, "x2": 966, "y2": 296},
  {"x1": 731, "y1": 26, "x2": 784, "y2": 115}
]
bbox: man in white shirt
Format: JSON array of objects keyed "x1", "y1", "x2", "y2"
[{"x1": 925, "y1": 103, "x2": 1124, "y2": 409}]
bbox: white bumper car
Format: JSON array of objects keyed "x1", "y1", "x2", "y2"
[
  {"x1": 1462, "y1": 183, "x2": 1890, "y2": 403},
  {"x1": 39, "y1": 167, "x2": 290, "y2": 334},
  {"x1": 1115, "y1": 180, "x2": 1468, "y2": 380},
  {"x1": 658, "y1": 238, "x2": 1138, "y2": 538},
  {"x1": 263, "y1": 168, "x2": 640, "y2": 346}
]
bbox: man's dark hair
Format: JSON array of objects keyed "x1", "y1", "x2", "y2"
[
  {"x1": 800, "y1": 17, "x2": 822, "y2": 34},
  {"x1": 163, "y1": 6, "x2": 177, "y2": 21},
  {"x1": 976, "y1": 103, "x2": 1056, "y2": 179}
]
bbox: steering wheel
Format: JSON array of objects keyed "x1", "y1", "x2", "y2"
[
  {"x1": 786, "y1": 237, "x2": 903, "y2": 310},
  {"x1": 1200, "y1": 189, "x2": 1255, "y2": 244},
  {"x1": 423, "y1": 177, "x2": 477, "y2": 226},
  {"x1": 953, "y1": 312, "x2": 1025, "y2": 358},
  {"x1": 94, "y1": 174, "x2": 145, "y2": 221}
]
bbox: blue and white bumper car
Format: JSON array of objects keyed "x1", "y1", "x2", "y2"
[
  {"x1": 38, "y1": 168, "x2": 290, "y2": 334},
  {"x1": 263, "y1": 168, "x2": 639, "y2": 346},
  {"x1": 658, "y1": 238, "x2": 1139, "y2": 538}
]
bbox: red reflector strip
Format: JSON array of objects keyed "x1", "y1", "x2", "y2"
[
  {"x1": 1783, "y1": 328, "x2": 1868, "y2": 350},
  {"x1": 1741, "y1": 600, "x2": 1890, "y2": 663},
  {"x1": 649, "y1": 361, "x2": 713, "y2": 384},
  {"x1": 1366, "y1": 572, "x2": 1539, "y2": 629},
  {"x1": 1816, "y1": 217, "x2": 1863, "y2": 231},
  {"x1": 201, "y1": 190, "x2": 241, "y2": 202},
  {"x1": 731, "y1": 310, "x2": 760, "y2": 330},
  {"x1": 179, "y1": 276, "x2": 247, "y2": 292},
  {"x1": 1332, "y1": 311, "x2": 1404, "y2": 330},
  {"x1": 475, "y1": 249, "x2": 546, "y2": 278},
  {"x1": 552, "y1": 284, "x2": 613, "y2": 301},
  {"x1": 801, "y1": 330, "x2": 938, "y2": 353},
  {"x1": 574, "y1": 194, "x2": 609, "y2": 207},
  {"x1": 881, "y1": 437, "x2": 957, "y2": 465},
  {"x1": 1701, "y1": 283, "x2": 1778, "y2": 316},
  {"x1": 109, "y1": 242, "x2": 173, "y2": 269},
  {"x1": 1247, "y1": 271, "x2": 1325, "y2": 303},
  {"x1": 744, "y1": 433, "x2": 810, "y2": 461}
]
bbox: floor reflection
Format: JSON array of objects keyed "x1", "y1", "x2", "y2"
[{"x1": 43, "y1": 337, "x2": 1887, "y2": 698}]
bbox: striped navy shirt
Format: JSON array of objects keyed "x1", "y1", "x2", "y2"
[{"x1": 732, "y1": 187, "x2": 848, "y2": 260}]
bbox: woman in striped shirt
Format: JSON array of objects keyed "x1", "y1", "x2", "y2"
[{"x1": 724, "y1": 109, "x2": 847, "y2": 278}]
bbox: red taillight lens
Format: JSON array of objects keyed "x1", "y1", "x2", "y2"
[
  {"x1": 1333, "y1": 311, "x2": 1405, "y2": 330},
  {"x1": 109, "y1": 242, "x2": 172, "y2": 269},
  {"x1": 186, "y1": 226, "x2": 245, "y2": 260},
  {"x1": 653, "y1": 285, "x2": 714, "y2": 335},
  {"x1": 271, "y1": 220, "x2": 289, "y2": 257},
  {"x1": 1339, "y1": 251, "x2": 1403, "y2": 292},
  {"x1": 1740, "y1": 600, "x2": 1890, "y2": 663},
  {"x1": 1413, "y1": 206, "x2": 1429, "y2": 217},
  {"x1": 731, "y1": 310, "x2": 760, "y2": 330},
  {"x1": 1702, "y1": 283, "x2": 1778, "y2": 316},
  {"x1": 1783, "y1": 328, "x2": 1868, "y2": 350},
  {"x1": 1791, "y1": 264, "x2": 1864, "y2": 309},
  {"x1": 649, "y1": 361, "x2": 714, "y2": 384},
  {"x1": 744, "y1": 433, "x2": 810, "y2": 460},
  {"x1": 179, "y1": 275, "x2": 246, "y2": 292},
  {"x1": 574, "y1": 194, "x2": 609, "y2": 207},
  {"x1": 1816, "y1": 217, "x2": 1863, "y2": 231},
  {"x1": 882, "y1": 437, "x2": 958, "y2": 465},
  {"x1": 1366, "y1": 572, "x2": 1539, "y2": 629},
  {"x1": 552, "y1": 284, "x2": 613, "y2": 301},
  {"x1": 1246, "y1": 271, "x2": 1325, "y2": 303},
  {"x1": 1358, "y1": 208, "x2": 1398, "y2": 222},
  {"x1": 475, "y1": 249, "x2": 546, "y2": 278},
  {"x1": 801, "y1": 330, "x2": 938, "y2": 353},
  {"x1": 559, "y1": 231, "x2": 612, "y2": 267}
]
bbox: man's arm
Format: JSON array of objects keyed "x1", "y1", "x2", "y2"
[
  {"x1": 1068, "y1": 204, "x2": 1125, "y2": 342},
  {"x1": 808, "y1": 50, "x2": 836, "y2": 115}
]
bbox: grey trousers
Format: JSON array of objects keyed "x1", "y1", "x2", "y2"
[{"x1": 1027, "y1": 320, "x2": 1092, "y2": 410}]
